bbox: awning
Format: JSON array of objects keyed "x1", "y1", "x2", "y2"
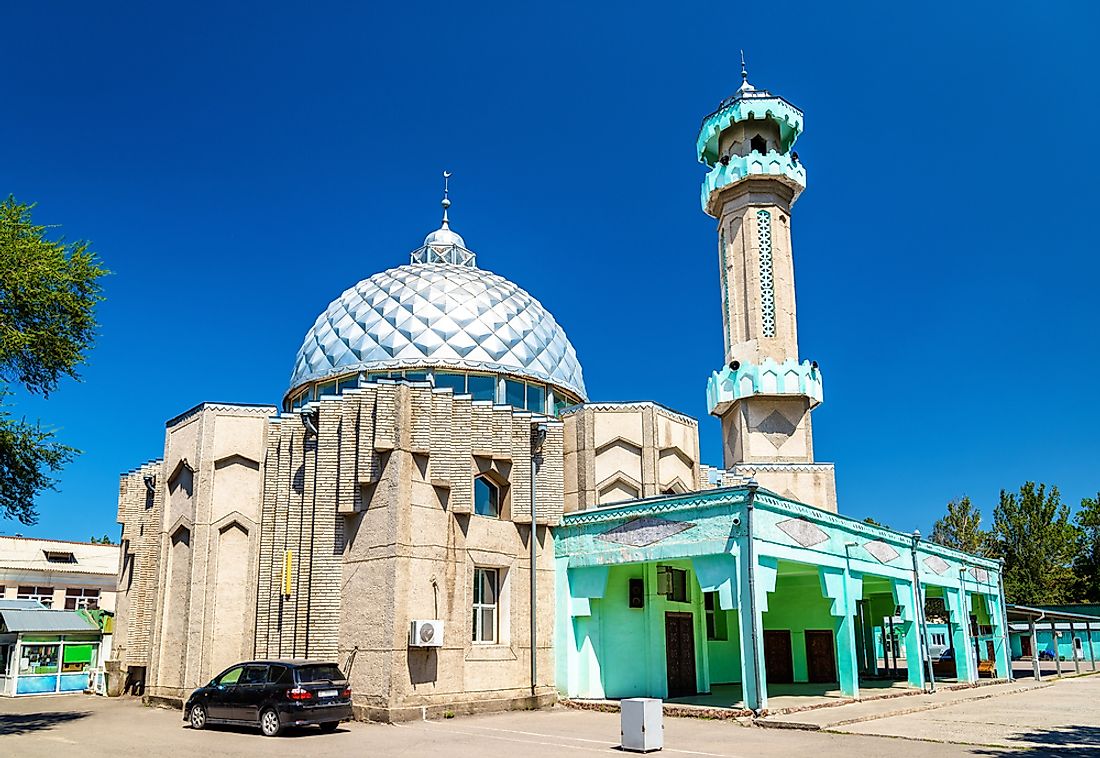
[{"x1": 0, "y1": 608, "x2": 100, "y2": 634}]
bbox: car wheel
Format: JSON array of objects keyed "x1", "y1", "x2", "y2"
[
  {"x1": 319, "y1": 721, "x2": 339, "y2": 733},
  {"x1": 189, "y1": 704, "x2": 207, "y2": 730},
  {"x1": 260, "y1": 708, "x2": 282, "y2": 737}
]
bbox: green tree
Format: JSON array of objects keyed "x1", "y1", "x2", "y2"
[
  {"x1": 0, "y1": 196, "x2": 107, "y2": 525},
  {"x1": 89, "y1": 534, "x2": 115, "y2": 545},
  {"x1": 863, "y1": 516, "x2": 889, "y2": 529},
  {"x1": 930, "y1": 496, "x2": 990, "y2": 555},
  {"x1": 1074, "y1": 493, "x2": 1100, "y2": 602},
  {"x1": 992, "y1": 482, "x2": 1080, "y2": 604}
]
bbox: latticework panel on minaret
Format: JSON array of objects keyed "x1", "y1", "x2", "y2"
[{"x1": 757, "y1": 209, "x2": 776, "y2": 338}]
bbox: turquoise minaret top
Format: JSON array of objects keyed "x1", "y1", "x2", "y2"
[{"x1": 696, "y1": 57, "x2": 807, "y2": 217}]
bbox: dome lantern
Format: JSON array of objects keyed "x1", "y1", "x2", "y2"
[{"x1": 411, "y1": 171, "x2": 476, "y2": 267}]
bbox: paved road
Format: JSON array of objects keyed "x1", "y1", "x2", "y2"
[{"x1": 2, "y1": 677, "x2": 1096, "y2": 757}]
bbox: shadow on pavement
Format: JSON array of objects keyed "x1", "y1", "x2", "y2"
[
  {"x1": 973, "y1": 725, "x2": 1100, "y2": 757},
  {"x1": 196, "y1": 724, "x2": 352, "y2": 739},
  {"x1": 0, "y1": 710, "x2": 91, "y2": 736}
]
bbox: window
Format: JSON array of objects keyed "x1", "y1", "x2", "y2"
[
  {"x1": 750, "y1": 134, "x2": 767, "y2": 153},
  {"x1": 434, "y1": 372, "x2": 466, "y2": 394},
  {"x1": 44, "y1": 550, "x2": 76, "y2": 564},
  {"x1": 18, "y1": 586, "x2": 54, "y2": 608},
  {"x1": 657, "y1": 567, "x2": 689, "y2": 603},
  {"x1": 65, "y1": 588, "x2": 100, "y2": 610},
  {"x1": 337, "y1": 375, "x2": 360, "y2": 393},
  {"x1": 215, "y1": 666, "x2": 244, "y2": 685},
  {"x1": 268, "y1": 665, "x2": 292, "y2": 685},
  {"x1": 296, "y1": 663, "x2": 346, "y2": 683},
  {"x1": 472, "y1": 567, "x2": 499, "y2": 644},
  {"x1": 317, "y1": 380, "x2": 338, "y2": 398},
  {"x1": 474, "y1": 476, "x2": 501, "y2": 518},
  {"x1": 61, "y1": 643, "x2": 96, "y2": 673},
  {"x1": 931, "y1": 633, "x2": 946, "y2": 647},
  {"x1": 505, "y1": 379, "x2": 526, "y2": 408},
  {"x1": 553, "y1": 395, "x2": 576, "y2": 416},
  {"x1": 525, "y1": 383, "x2": 545, "y2": 413},
  {"x1": 467, "y1": 374, "x2": 495, "y2": 402},
  {"x1": 704, "y1": 592, "x2": 728, "y2": 640},
  {"x1": 19, "y1": 644, "x2": 59, "y2": 675},
  {"x1": 239, "y1": 665, "x2": 268, "y2": 685}
]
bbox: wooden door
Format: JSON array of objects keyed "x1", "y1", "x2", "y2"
[
  {"x1": 1021, "y1": 635, "x2": 1032, "y2": 657},
  {"x1": 805, "y1": 630, "x2": 838, "y2": 683},
  {"x1": 664, "y1": 612, "x2": 697, "y2": 697},
  {"x1": 763, "y1": 630, "x2": 794, "y2": 684}
]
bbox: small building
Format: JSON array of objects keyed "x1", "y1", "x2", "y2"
[
  {"x1": 0, "y1": 536, "x2": 120, "y2": 612},
  {"x1": 1007, "y1": 605, "x2": 1100, "y2": 670},
  {"x1": 0, "y1": 599, "x2": 104, "y2": 696}
]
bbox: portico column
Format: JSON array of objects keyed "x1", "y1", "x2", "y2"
[
  {"x1": 820, "y1": 566, "x2": 861, "y2": 698},
  {"x1": 1071, "y1": 622, "x2": 1081, "y2": 675},
  {"x1": 737, "y1": 553, "x2": 777, "y2": 712},
  {"x1": 1051, "y1": 620, "x2": 1062, "y2": 676},
  {"x1": 888, "y1": 579, "x2": 924, "y2": 689},
  {"x1": 1087, "y1": 621, "x2": 1096, "y2": 670},
  {"x1": 945, "y1": 588, "x2": 975, "y2": 683},
  {"x1": 1029, "y1": 617, "x2": 1041, "y2": 681}
]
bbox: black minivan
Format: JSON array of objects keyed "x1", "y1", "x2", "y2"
[{"x1": 185, "y1": 659, "x2": 353, "y2": 737}]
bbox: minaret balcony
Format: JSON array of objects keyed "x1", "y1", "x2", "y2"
[
  {"x1": 701, "y1": 151, "x2": 807, "y2": 214},
  {"x1": 697, "y1": 97, "x2": 804, "y2": 165},
  {"x1": 706, "y1": 358, "x2": 823, "y2": 417}
]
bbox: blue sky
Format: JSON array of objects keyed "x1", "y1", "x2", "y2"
[{"x1": 2, "y1": 2, "x2": 1097, "y2": 541}]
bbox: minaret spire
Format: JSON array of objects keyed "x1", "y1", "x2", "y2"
[
  {"x1": 740, "y1": 50, "x2": 748, "y2": 82},
  {"x1": 441, "y1": 170, "x2": 452, "y2": 228}
]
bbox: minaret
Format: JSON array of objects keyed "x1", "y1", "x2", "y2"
[{"x1": 699, "y1": 58, "x2": 837, "y2": 511}]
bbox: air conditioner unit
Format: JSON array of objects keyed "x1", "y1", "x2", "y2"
[{"x1": 410, "y1": 619, "x2": 444, "y2": 647}]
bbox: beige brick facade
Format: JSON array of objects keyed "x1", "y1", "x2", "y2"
[{"x1": 116, "y1": 383, "x2": 563, "y2": 720}]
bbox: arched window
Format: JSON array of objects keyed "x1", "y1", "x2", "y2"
[
  {"x1": 474, "y1": 476, "x2": 501, "y2": 518},
  {"x1": 750, "y1": 135, "x2": 767, "y2": 154}
]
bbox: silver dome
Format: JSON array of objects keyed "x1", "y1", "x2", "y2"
[{"x1": 288, "y1": 263, "x2": 587, "y2": 400}]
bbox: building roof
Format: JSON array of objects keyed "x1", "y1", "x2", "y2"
[
  {"x1": 1007, "y1": 604, "x2": 1100, "y2": 623},
  {"x1": 0, "y1": 535, "x2": 120, "y2": 577},
  {"x1": 288, "y1": 262, "x2": 587, "y2": 402},
  {"x1": 0, "y1": 606, "x2": 100, "y2": 634},
  {"x1": 0, "y1": 599, "x2": 47, "y2": 610}
]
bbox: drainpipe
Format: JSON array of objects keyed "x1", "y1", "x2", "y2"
[
  {"x1": 530, "y1": 423, "x2": 547, "y2": 699},
  {"x1": 996, "y1": 558, "x2": 1012, "y2": 681},
  {"x1": 909, "y1": 531, "x2": 935, "y2": 693},
  {"x1": 744, "y1": 479, "x2": 763, "y2": 715}
]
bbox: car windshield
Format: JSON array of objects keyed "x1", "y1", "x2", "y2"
[{"x1": 296, "y1": 664, "x2": 345, "y2": 683}]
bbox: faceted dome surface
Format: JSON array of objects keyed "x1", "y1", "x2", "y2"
[{"x1": 289, "y1": 263, "x2": 587, "y2": 400}]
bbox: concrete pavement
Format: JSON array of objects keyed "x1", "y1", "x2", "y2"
[
  {"x1": 832, "y1": 673, "x2": 1100, "y2": 753},
  {"x1": 2, "y1": 675, "x2": 1098, "y2": 757}
]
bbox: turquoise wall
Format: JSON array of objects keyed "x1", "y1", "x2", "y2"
[
  {"x1": 707, "y1": 608, "x2": 741, "y2": 684},
  {"x1": 1010, "y1": 628, "x2": 1100, "y2": 661},
  {"x1": 760, "y1": 569, "x2": 838, "y2": 682}
]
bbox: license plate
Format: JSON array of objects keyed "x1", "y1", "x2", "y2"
[{"x1": 319, "y1": 689, "x2": 339, "y2": 698}]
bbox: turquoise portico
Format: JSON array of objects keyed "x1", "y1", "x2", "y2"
[{"x1": 553, "y1": 486, "x2": 1009, "y2": 712}]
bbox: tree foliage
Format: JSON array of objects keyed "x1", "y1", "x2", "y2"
[
  {"x1": 1074, "y1": 493, "x2": 1100, "y2": 603},
  {"x1": 930, "y1": 496, "x2": 991, "y2": 556},
  {"x1": 992, "y1": 482, "x2": 1080, "y2": 605},
  {"x1": 0, "y1": 196, "x2": 107, "y2": 525},
  {"x1": 89, "y1": 533, "x2": 115, "y2": 545}
]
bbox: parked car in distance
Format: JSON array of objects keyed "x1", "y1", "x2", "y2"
[{"x1": 184, "y1": 659, "x2": 352, "y2": 737}]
